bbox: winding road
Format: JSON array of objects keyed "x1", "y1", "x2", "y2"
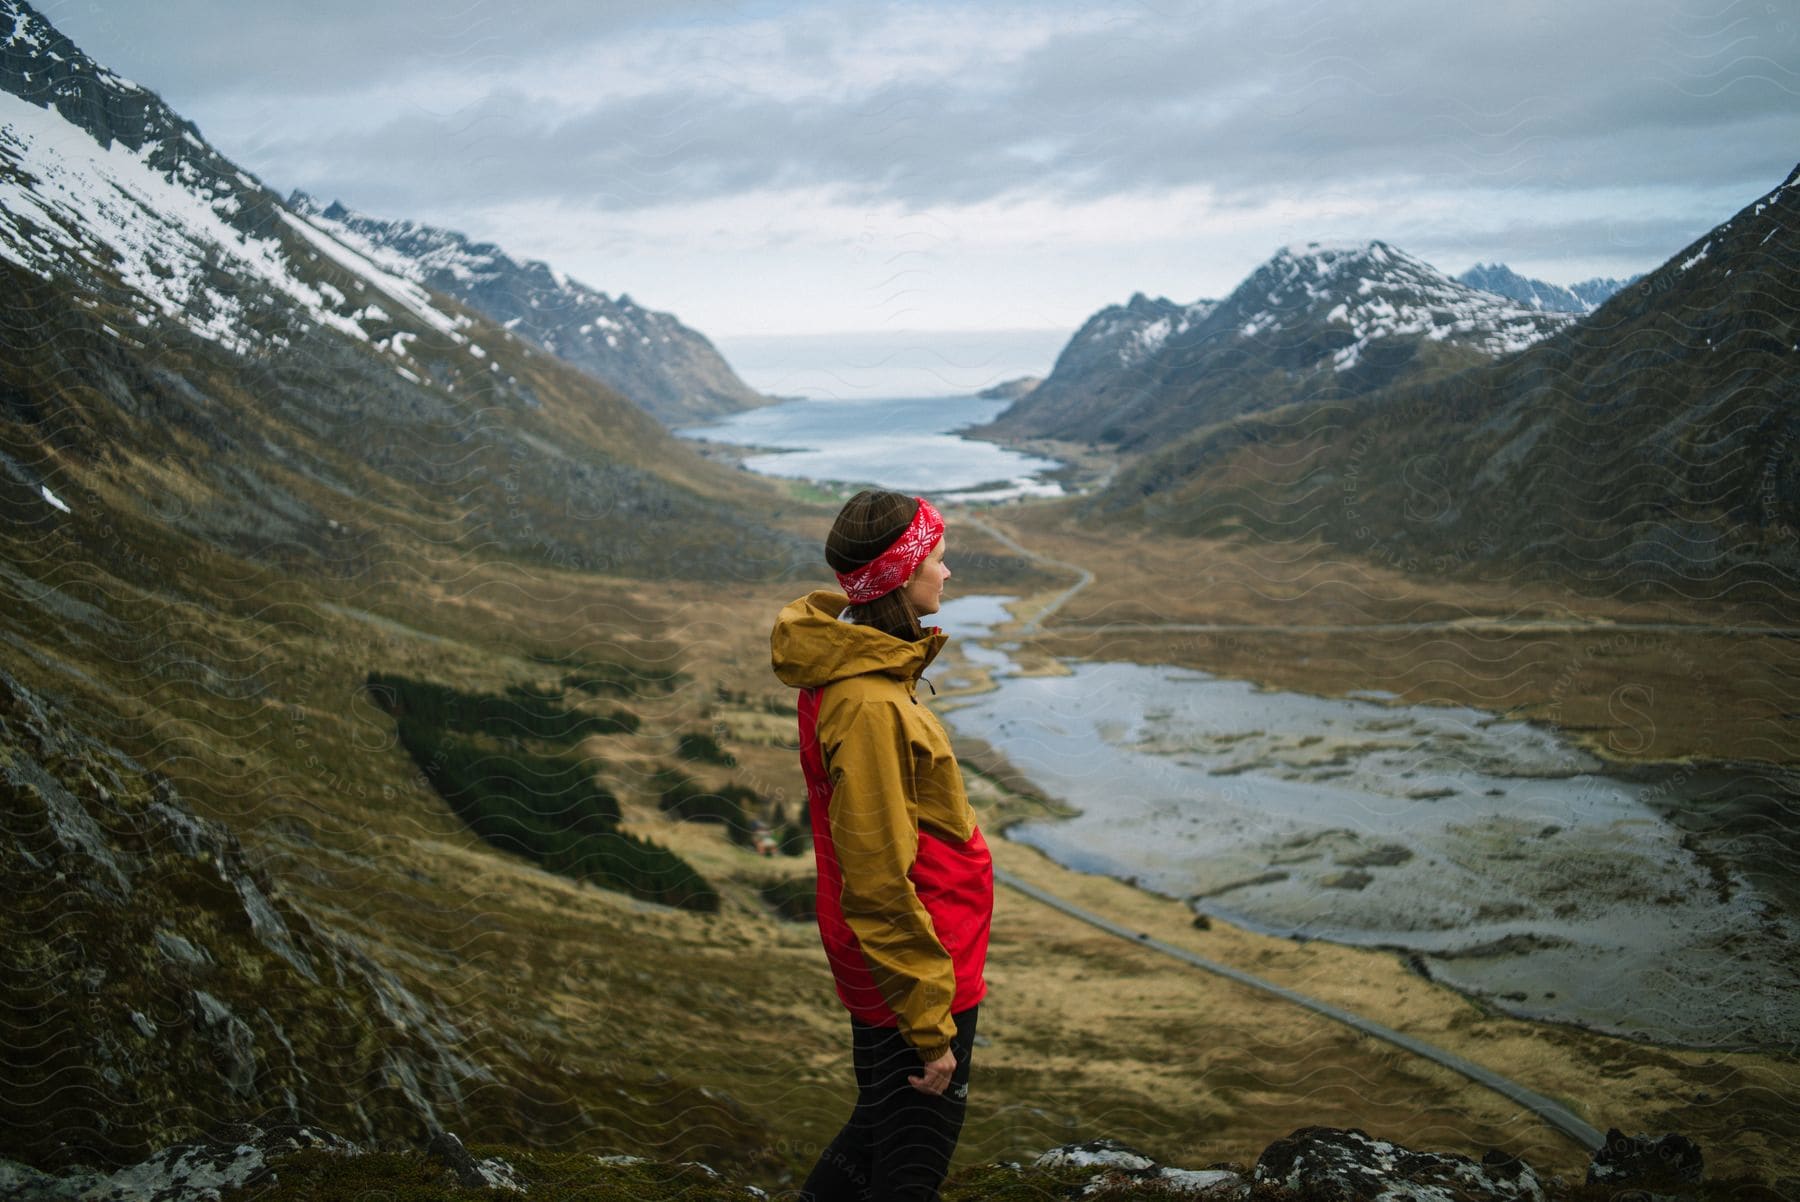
[{"x1": 995, "y1": 867, "x2": 1605, "y2": 1152}]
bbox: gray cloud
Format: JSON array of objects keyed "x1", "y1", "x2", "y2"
[
  {"x1": 35, "y1": 0, "x2": 731, "y2": 93},
  {"x1": 33, "y1": 0, "x2": 1800, "y2": 273}
]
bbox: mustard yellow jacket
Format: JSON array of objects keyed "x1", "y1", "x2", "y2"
[{"x1": 771, "y1": 590, "x2": 992, "y2": 1061}]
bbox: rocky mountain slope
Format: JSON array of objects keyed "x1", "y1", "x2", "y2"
[
  {"x1": 288, "y1": 195, "x2": 768, "y2": 426},
  {"x1": 974, "y1": 292, "x2": 1214, "y2": 444},
  {"x1": 1, "y1": 668, "x2": 510, "y2": 1169},
  {"x1": 1458, "y1": 262, "x2": 1635, "y2": 314},
  {"x1": 1088, "y1": 165, "x2": 1800, "y2": 604},
  {"x1": 982, "y1": 242, "x2": 1568, "y2": 449}
]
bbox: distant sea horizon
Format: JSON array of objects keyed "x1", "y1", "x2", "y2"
[{"x1": 710, "y1": 326, "x2": 1070, "y2": 400}]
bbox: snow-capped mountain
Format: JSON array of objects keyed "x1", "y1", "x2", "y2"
[
  {"x1": 0, "y1": 0, "x2": 793, "y2": 579},
  {"x1": 288, "y1": 195, "x2": 766, "y2": 425},
  {"x1": 1221, "y1": 240, "x2": 1569, "y2": 368},
  {"x1": 1458, "y1": 262, "x2": 1635, "y2": 314},
  {"x1": 1, "y1": 0, "x2": 761, "y2": 429},
  {"x1": 983, "y1": 240, "x2": 1568, "y2": 448},
  {"x1": 0, "y1": 3, "x2": 273, "y2": 234}
]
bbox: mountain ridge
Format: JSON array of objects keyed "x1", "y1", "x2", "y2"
[
  {"x1": 288, "y1": 193, "x2": 769, "y2": 426},
  {"x1": 982, "y1": 239, "x2": 1568, "y2": 448},
  {"x1": 3, "y1": 0, "x2": 766, "y2": 430},
  {"x1": 1458, "y1": 262, "x2": 1636, "y2": 314},
  {"x1": 0, "y1": 0, "x2": 280, "y2": 236}
]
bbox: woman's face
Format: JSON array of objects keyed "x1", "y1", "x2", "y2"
[{"x1": 902, "y1": 537, "x2": 950, "y2": 617}]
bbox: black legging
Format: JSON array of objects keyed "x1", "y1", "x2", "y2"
[{"x1": 799, "y1": 1006, "x2": 979, "y2": 1202}]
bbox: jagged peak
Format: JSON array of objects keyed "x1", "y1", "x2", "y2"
[
  {"x1": 1245, "y1": 239, "x2": 1456, "y2": 296},
  {"x1": 1462, "y1": 261, "x2": 1526, "y2": 280},
  {"x1": 1215, "y1": 235, "x2": 1568, "y2": 363},
  {"x1": 3, "y1": 0, "x2": 146, "y2": 105},
  {"x1": 1272, "y1": 237, "x2": 1398, "y2": 263}
]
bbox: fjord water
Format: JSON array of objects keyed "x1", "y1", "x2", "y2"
[
  {"x1": 931, "y1": 595, "x2": 1800, "y2": 1052},
  {"x1": 679, "y1": 395, "x2": 1064, "y2": 501}
]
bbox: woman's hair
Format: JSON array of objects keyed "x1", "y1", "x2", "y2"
[{"x1": 826, "y1": 489, "x2": 927, "y2": 641}]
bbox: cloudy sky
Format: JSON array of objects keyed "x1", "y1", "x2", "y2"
[{"x1": 34, "y1": 0, "x2": 1800, "y2": 391}]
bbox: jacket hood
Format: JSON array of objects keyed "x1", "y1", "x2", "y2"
[{"x1": 771, "y1": 590, "x2": 947, "y2": 689}]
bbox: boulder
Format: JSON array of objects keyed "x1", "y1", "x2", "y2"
[
  {"x1": 1029, "y1": 1138, "x2": 1247, "y2": 1196},
  {"x1": 1587, "y1": 1127, "x2": 1703, "y2": 1192},
  {"x1": 1252, "y1": 1126, "x2": 1545, "y2": 1201}
]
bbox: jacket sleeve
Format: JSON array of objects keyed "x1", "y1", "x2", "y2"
[{"x1": 819, "y1": 695, "x2": 958, "y2": 1062}]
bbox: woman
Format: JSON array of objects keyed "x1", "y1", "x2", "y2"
[{"x1": 770, "y1": 490, "x2": 994, "y2": 1201}]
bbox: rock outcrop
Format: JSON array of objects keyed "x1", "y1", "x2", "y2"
[
  {"x1": 0, "y1": 668, "x2": 486, "y2": 1172},
  {"x1": 0, "y1": 1124, "x2": 358, "y2": 1202}
]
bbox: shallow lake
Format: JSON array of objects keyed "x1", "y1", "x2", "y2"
[{"x1": 932, "y1": 595, "x2": 1800, "y2": 1053}]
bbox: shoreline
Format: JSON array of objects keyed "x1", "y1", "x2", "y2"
[
  {"x1": 956, "y1": 765, "x2": 1800, "y2": 1181},
  {"x1": 943, "y1": 611, "x2": 1800, "y2": 1050}
]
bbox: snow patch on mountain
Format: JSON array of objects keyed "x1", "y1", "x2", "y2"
[
  {"x1": 289, "y1": 195, "x2": 506, "y2": 290},
  {"x1": 0, "y1": 90, "x2": 367, "y2": 354},
  {"x1": 1125, "y1": 300, "x2": 1216, "y2": 363},
  {"x1": 1078, "y1": 293, "x2": 1218, "y2": 368},
  {"x1": 283, "y1": 193, "x2": 767, "y2": 422},
  {"x1": 1241, "y1": 241, "x2": 1569, "y2": 369},
  {"x1": 1679, "y1": 241, "x2": 1712, "y2": 272},
  {"x1": 290, "y1": 194, "x2": 652, "y2": 363},
  {"x1": 280, "y1": 210, "x2": 466, "y2": 343}
]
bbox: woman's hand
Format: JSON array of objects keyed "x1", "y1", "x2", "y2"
[{"x1": 908, "y1": 1047, "x2": 956, "y2": 1096}]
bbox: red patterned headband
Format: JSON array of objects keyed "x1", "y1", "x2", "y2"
[{"x1": 835, "y1": 497, "x2": 944, "y2": 604}]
